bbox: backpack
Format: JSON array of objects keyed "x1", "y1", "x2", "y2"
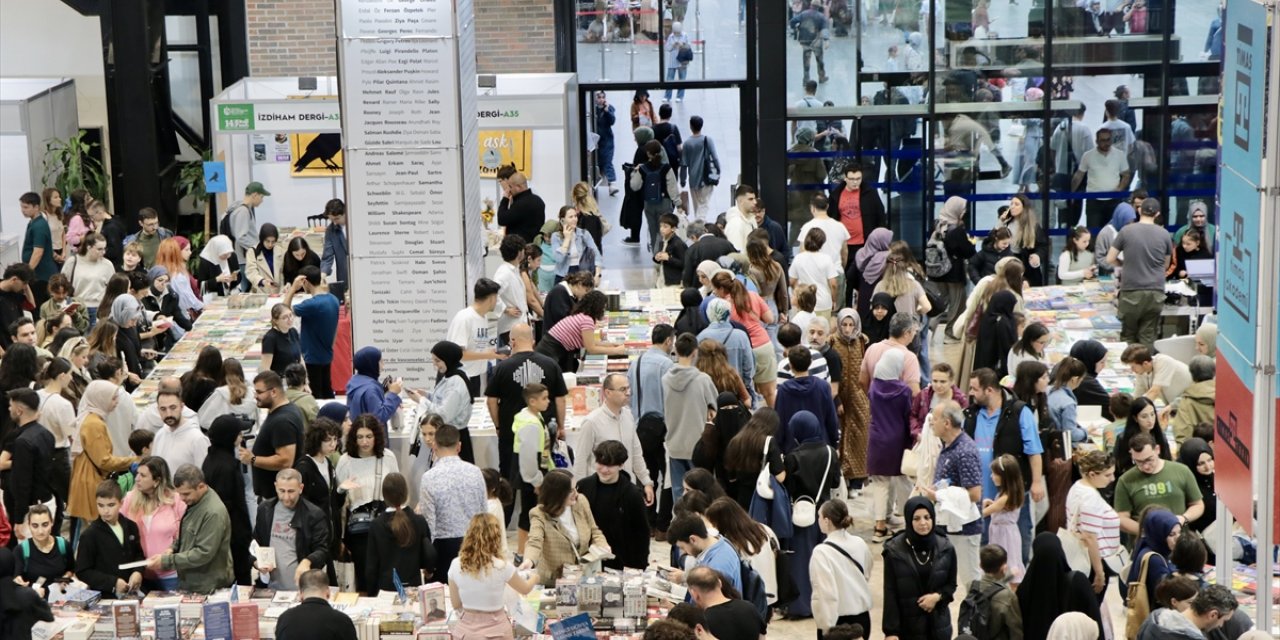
[
  {"x1": 219, "y1": 203, "x2": 241, "y2": 239},
  {"x1": 639, "y1": 165, "x2": 670, "y2": 204},
  {"x1": 661, "y1": 131, "x2": 682, "y2": 171},
  {"x1": 739, "y1": 558, "x2": 770, "y2": 621},
  {"x1": 924, "y1": 225, "x2": 952, "y2": 279},
  {"x1": 957, "y1": 578, "x2": 1002, "y2": 638},
  {"x1": 20, "y1": 536, "x2": 68, "y2": 562}
]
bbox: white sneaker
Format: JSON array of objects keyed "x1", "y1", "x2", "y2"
[{"x1": 674, "y1": 98, "x2": 683, "y2": 103}]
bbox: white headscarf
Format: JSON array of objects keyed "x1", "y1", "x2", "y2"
[
  {"x1": 1046, "y1": 612, "x2": 1099, "y2": 640},
  {"x1": 199, "y1": 235, "x2": 235, "y2": 275},
  {"x1": 873, "y1": 346, "x2": 906, "y2": 381}
]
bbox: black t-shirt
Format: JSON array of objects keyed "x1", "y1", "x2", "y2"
[
  {"x1": 0, "y1": 290, "x2": 27, "y2": 350},
  {"x1": 485, "y1": 351, "x2": 568, "y2": 436},
  {"x1": 251, "y1": 403, "x2": 306, "y2": 497},
  {"x1": 262, "y1": 328, "x2": 303, "y2": 375},
  {"x1": 703, "y1": 599, "x2": 765, "y2": 640},
  {"x1": 18, "y1": 537, "x2": 74, "y2": 586}
]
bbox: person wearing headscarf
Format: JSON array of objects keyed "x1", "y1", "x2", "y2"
[
  {"x1": 881, "y1": 497, "x2": 957, "y2": 640},
  {"x1": 68, "y1": 381, "x2": 137, "y2": 524},
  {"x1": 1173, "y1": 200, "x2": 1216, "y2": 254},
  {"x1": 692, "y1": 391, "x2": 751, "y2": 489},
  {"x1": 697, "y1": 298, "x2": 755, "y2": 391},
  {"x1": 831, "y1": 308, "x2": 871, "y2": 486},
  {"x1": 1019, "y1": 532, "x2": 1103, "y2": 640},
  {"x1": 345, "y1": 346, "x2": 403, "y2": 431},
  {"x1": 110, "y1": 294, "x2": 148, "y2": 385},
  {"x1": 196, "y1": 234, "x2": 240, "y2": 297},
  {"x1": 418, "y1": 341, "x2": 475, "y2": 461},
  {"x1": 140, "y1": 265, "x2": 191, "y2": 345},
  {"x1": 854, "y1": 228, "x2": 894, "y2": 317},
  {"x1": 246, "y1": 223, "x2": 287, "y2": 293},
  {"x1": 1095, "y1": 202, "x2": 1136, "y2": 276},
  {"x1": 0, "y1": 547, "x2": 55, "y2": 639},
  {"x1": 861, "y1": 291, "x2": 895, "y2": 345},
  {"x1": 1069, "y1": 339, "x2": 1114, "y2": 420},
  {"x1": 1176, "y1": 438, "x2": 1216, "y2": 538},
  {"x1": 202, "y1": 414, "x2": 254, "y2": 585},
  {"x1": 1195, "y1": 322, "x2": 1217, "y2": 358},
  {"x1": 1126, "y1": 507, "x2": 1179, "y2": 603},
  {"x1": 619, "y1": 127, "x2": 659, "y2": 244},
  {"x1": 973, "y1": 290, "x2": 1020, "y2": 378},
  {"x1": 1046, "y1": 611, "x2": 1100, "y2": 640},
  {"x1": 933, "y1": 196, "x2": 976, "y2": 340},
  {"x1": 782, "y1": 410, "x2": 841, "y2": 619},
  {"x1": 867, "y1": 347, "x2": 914, "y2": 542},
  {"x1": 674, "y1": 287, "x2": 710, "y2": 337}
]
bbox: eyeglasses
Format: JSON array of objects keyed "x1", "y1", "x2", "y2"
[
  {"x1": 609, "y1": 386, "x2": 632, "y2": 393},
  {"x1": 1133, "y1": 453, "x2": 1160, "y2": 467}
]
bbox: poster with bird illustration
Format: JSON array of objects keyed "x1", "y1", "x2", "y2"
[{"x1": 290, "y1": 133, "x2": 344, "y2": 177}]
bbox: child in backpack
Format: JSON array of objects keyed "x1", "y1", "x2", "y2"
[
  {"x1": 958, "y1": 544, "x2": 1023, "y2": 640},
  {"x1": 982, "y1": 455, "x2": 1025, "y2": 584}
]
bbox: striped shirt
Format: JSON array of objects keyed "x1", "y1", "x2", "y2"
[
  {"x1": 547, "y1": 313, "x2": 597, "y2": 351},
  {"x1": 1066, "y1": 480, "x2": 1122, "y2": 557},
  {"x1": 777, "y1": 347, "x2": 828, "y2": 381}
]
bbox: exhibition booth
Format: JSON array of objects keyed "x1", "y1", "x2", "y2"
[{"x1": 0, "y1": 77, "x2": 79, "y2": 259}]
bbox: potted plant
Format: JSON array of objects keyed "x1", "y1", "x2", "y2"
[
  {"x1": 175, "y1": 149, "x2": 212, "y2": 215},
  {"x1": 42, "y1": 130, "x2": 109, "y2": 204}
]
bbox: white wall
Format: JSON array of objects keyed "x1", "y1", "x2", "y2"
[{"x1": 0, "y1": 0, "x2": 107, "y2": 129}]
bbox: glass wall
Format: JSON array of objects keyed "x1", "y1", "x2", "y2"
[{"x1": 572, "y1": 0, "x2": 748, "y2": 83}]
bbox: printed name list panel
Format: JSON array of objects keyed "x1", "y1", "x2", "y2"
[
  {"x1": 340, "y1": 0, "x2": 461, "y2": 38},
  {"x1": 350, "y1": 256, "x2": 466, "y2": 364},
  {"x1": 343, "y1": 39, "x2": 460, "y2": 149},
  {"x1": 346, "y1": 148, "x2": 464, "y2": 256}
]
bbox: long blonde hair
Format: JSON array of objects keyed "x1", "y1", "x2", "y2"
[
  {"x1": 571, "y1": 182, "x2": 599, "y2": 215},
  {"x1": 1009, "y1": 194, "x2": 1039, "y2": 250},
  {"x1": 458, "y1": 513, "x2": 506, "y2": 576},
  {"x1": 877, "y1": 259, "x2": 916, "y2": 298},
  {"x1": 124, "y1": 457, "x2": 178, "y2": 518}
]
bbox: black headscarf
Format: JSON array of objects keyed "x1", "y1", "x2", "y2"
[
  {"x1": 208, "y1": 414, "x2": 244, "y2": 453},
  {"x1": 1017, "y1": 532, "x2": 1101, "y2": 640},
  {"x1": 675, "y1": 287, "x2": 709, "y2": 336},
  {"x1": 714, "y1": 392, "x2": 750, "y2": 444},
  {"x1": 1177, "y1": 438, "x2": 1216, "y2": 533},
  {"x1": 256, "y1": 223, "x2": 279, "y2": 273},
  {"x1": 974, "y1": 290, "x2": 1019, "y2": 377},
  {"x1": 862, "y1": 292, "x2": 896, "y2": 344},
  {"x1": 903, "y1": 496, "x2": 937, "y2": 551},
  {"x1": 1069, "y1": 339, "x2": 1107, "y2": 378},
  {"x1": 430, "y1": 340, "x2": 474, "y2": 401}
]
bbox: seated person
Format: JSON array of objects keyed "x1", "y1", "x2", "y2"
[{"x1": 74, "y1": 480, "x2": 145, "y2": 598}]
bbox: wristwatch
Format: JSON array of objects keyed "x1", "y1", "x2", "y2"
[{"x1": 250, "y1": 455, "x2": 257, "y2": 467}]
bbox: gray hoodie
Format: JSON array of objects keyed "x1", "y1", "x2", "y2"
[
  {"x1": 1137, "y1": 608, "x2": 1207, "y2": 640},
  {"x1": 661, "y1": 364, "x2": 718, "y2": 459}
]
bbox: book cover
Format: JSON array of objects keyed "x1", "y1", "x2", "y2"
[
  {"x1": 548, "y1": 612, "x2": 596, "y2": 640},
  {"x1": 601, "y1": 576, "x2": 624, "y2": 618},
  {"x1": 577, "y1": 576, "x2": 602, "y2": 615},
  {"x1": 417, "y1": 583, "x2": 447, "y2": 624},
  {"x1": 153, "y1": 605, "x2": 180, "y2": 640},
  {"x1": 555, "y1": 578, "x2": 579, "y2": 617},
  {"x1": 112, "y1": 600, "x2": 141, "y2": 639},
  {"x1": 202, "y1": 602, "x2": 233, "y2": 640},
  {"x1": 230, "y1": 602, "x2": 260, "y2": 640}
]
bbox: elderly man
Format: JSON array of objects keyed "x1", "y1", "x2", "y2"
[
  {"x1": 572, "y1": 374, "x2": 655, "y2": 505},
  {"x1": 252, "y1": 469, "x2": 330, "y2": 590},
  {"x1": 922, "y1": 400, "x2": 983, "y2": 592},
  {"x1": 147, "y1": 465, "x2": 233, "y2": 592}
]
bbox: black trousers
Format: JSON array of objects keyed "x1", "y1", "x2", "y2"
[
  {"x1": 307, "y1": 363, "x2": 334, "y2": 399},
  {"x1": 51, "y1": 447, "x2": 71, "y2": 536},
  {"x1": 434, "y1": 537, "x2": 463, "y2": 584},
  {"x1": 345, "y1": 530, "x2": 371, "y2": 594}
]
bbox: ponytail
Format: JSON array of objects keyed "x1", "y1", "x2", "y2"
[{"x1": 381, "y1": 473, "x2": 415, "y2": 547}]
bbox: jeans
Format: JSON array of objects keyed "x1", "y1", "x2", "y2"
[
  {"x1": 801, "y1": 41, "x2": 826, "y2": 81},
  {"x1": 87, "y1": 307, "x2": 98, "y2": 329},
  {"x1": 644, "y1": 199, "x2": 675, "y2": 250},
  {"x1": 597, "y1": 141, "x2": 617, "y2": 183},
  {"x1": 914, "y1": 321, "x2": 932, "y2": 379},
  {"x1": 669, "y1": 457, "x2": 694, "y2": 502},
  {"x1": 664, "y1": 66, "x2": 687, "y2": 100}
]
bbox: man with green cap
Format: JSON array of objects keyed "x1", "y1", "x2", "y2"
[{"x1": 223, "y1": 181, "x2": 269, "y2": 290}]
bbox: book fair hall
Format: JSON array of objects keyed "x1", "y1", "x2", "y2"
[{"x1": 1, "y1": 0, "x2": 1279, "y2": 639}]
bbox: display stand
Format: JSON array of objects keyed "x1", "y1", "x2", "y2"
[
  {"x1": 477, "y1": 73, "x2": 582, "y2": 205},
  {"x1": 0, "y1": 77, "x2": 78, "y2": 240},
  {"x1": 208, "y1": 77, "x2": 344, "y2": 231}
]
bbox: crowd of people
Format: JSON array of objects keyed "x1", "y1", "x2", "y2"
[{"x1": 0, "y1": 111, "x2": 1260, "y2": 640}]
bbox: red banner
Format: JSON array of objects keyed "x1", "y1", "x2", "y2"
[{"x1": 1215, "y1": 356, "x2": 1255, "y2": 535}]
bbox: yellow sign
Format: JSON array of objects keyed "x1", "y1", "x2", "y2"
[
  {"x1": 479, "y1": 130, "x2": 532, "y2": 179},
  {"x1": 290, "y1": 133, "x2": 344, "y2": 177}
]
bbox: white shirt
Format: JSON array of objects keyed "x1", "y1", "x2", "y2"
[
  {"x1": 492, "y1": 262, "x2": 527, "y2": 336},
  {"x1": 196, "y1": 386, "x2": 260, "y2": 431},
  {"x1": 788, "y1": 251, "x2": 841, "y2": 312},
  {"x1": 335, "y1": 453, "x2": 400, "y2": 510},
  {"x1": 798, "y1": 217, "x2": 849, "y2": 268},
  {"x1": 447, "y1": 306, "x2": 496, "y2": 378},
  {"x1": 1066, "y1": 480, "x2": 1121, "y2": 557},
  {"x1": 723, "y1": 207, "x2": 757, "y2": 252},
  {"x1": 151, "y1": 418, "x2": 210, "y2": 472},
  {"x1": 487, "y1": 498, "x2": 509, "y2": 558},
  {"x1": 36, "y1": 389, "x2": 75, "y2": 448},
  {"x1": 448, "y1": 557, "x2": 516, "y2": 611},
  {"x1": 1078, "y1": 147, "x2": 1129, "y2": 193},
  {"x1": 571, "y1": 404, "x2": 652, "y2": 486}
]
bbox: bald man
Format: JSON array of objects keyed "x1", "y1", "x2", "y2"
[
  {"x1": 486, "y1": 322, "x2": 567, "y2": 480},
  {"x1": 138, "y1": 376, "x2": 198, "y2": 432},
  {"x1": 496, "y1": 172, "x2": 546, "y2": 244}
]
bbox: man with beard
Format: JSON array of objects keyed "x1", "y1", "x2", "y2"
[{"x1": 150, "y1": 388, "x2": 210, "y2": 473}]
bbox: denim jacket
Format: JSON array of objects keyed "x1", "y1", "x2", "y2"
[{"x1": 551, "y1": 229, "x2": 599, "y2": 277}]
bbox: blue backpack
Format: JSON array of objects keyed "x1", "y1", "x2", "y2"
[
  {"x1": 739, "y1": 558, "x2": 769, "y2": 621},
  {"x1": 640, "y1": 164, "x2": 670, "y2": 204}
]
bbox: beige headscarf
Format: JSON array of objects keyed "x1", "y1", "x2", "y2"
[
  {"x1": 1046, "y1": 612, "x2": 1098, "y2": 640},
  {"x1": 938, "y1": 196, "x2": 967, "y2": 228}
]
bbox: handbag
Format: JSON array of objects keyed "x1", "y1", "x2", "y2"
[
  {"x1": 791, "y1": 446, "x2": 832, "y2": 528},
  {"x1": 676, "y1": 42, "x2": 694, "y2": 64},
  {"x1": 344, "y1": 458, "x2": 384, "y2": 536},
  {"x1": 705, "y1": 153, "x2": 720, "y2": 186},
  {"x1": 1125, "y1": 552, "x2": 1155, "y2": 640},
  {"x1": 1057, "y1": 527, "x2": 1091, "y2": 575},
  {"x1": 900, "y1": 447, "x2": 920, "y2": 478},
  {"x1": 754, "y1": 436, "x2": 775, "y2": 499}
]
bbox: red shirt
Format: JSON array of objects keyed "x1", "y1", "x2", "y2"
[{"x1": 839, "y1": 190, "x2": 864, "y2": 245}]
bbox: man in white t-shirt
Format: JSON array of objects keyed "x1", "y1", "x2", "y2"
[
  {"x1": 491, "y1": 235, "x2": 528, "y2": 345},
  {"x1": 446, "y1": 278, "x2": 509, "y2": 394},
  {"x1": 1121, "y1": 344, "x2": 1193, "y2": 406},
  {"x1": 1072, "y1": 129, "x2": 1132, "y2": 228},
  {"x1": 723, "y1": 185, "x2": 759, "y2": 252},
  {"x1": 788, "y1": 227, "x2": 841, "y2": 313},
  {"x1": 798, "y1": 194, "x2": 849, "y2": 306}
]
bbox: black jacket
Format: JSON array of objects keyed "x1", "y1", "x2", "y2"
[
  {"x1": 497, "y1": 190, "x2": 547, "y2": 245},
  {"x1": 364, "y1": 507, "x2": 437, "y2": 596},
  {"x1": 296, "y1": 456, "x2": 341, "y2": 542},
  {"x1": 8, "y1": 422, "x2": 55, "y2": 524},
  {"x1": 274, "y1": 597, "x2": 358, "y2": 640},
  {"x1": 141, "y1": 287, "x2": 194, "y2": 349},
  {"x1": 882, "y1": 533, "x2": 957, "y2": 640},
  {"x1": 100, "y1": 218, "x2": 126, "y2": 268},
  {"x1": 543, "y1": 283, "x2": 577, "y2": 334},
  {"x1": 202, "y1": 448, "x2": 253, "y2": 568},
  {"x1": 964, "y1": 392, "x2": 1034, "y2": 489},
  {"x1": 682, "y1": 235, "x2": 736, "y2": 288},
  {"x1": 937, "y1": 225, "x2": 977, "y2": 284},
  {"x1": 577, "y1": 471, "x2": 650, "y2": 571},
  {"x1": 74, "y1": 516, "x2": 145, "y2": 598},
  {"x1": 253, "y1": 497, "x2": 332, "y2": 577},
  {"x1": 827, "y1": 183, "x2": 887, "y2": 244},
  {"x1": 1074, "y1": 376, "x2": 1114, "y2": 421},
  {"x1": 197, "y1": 255, "x2": 241, "y2": 298},
  {"x1": 967, "y1": 237, "x2": 1014, "y2": 284},
  {"x1": 654, "y1": 234, "x2": 688, "y2": 286}
]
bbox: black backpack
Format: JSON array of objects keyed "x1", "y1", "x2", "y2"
[
  {"x1": 219, "y1": 203, "x2": 242, "y2": 239},
  {"x1": 639, "y1": 165, "x2": 670, "y2": 204},
  {"x1": 739, "y1": 559, "x2": 770, "y2": 622},
  {"x1": 661, "y1": 130, "x2": 682, "y2": 170},
  {"x1": 957, "y1": 578, "x2": 1002, "y2": 638},
  {"x1": 636, "y1": 412, "x2": 667, "y2": 462}
]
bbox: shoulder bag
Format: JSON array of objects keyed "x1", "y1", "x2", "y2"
[
  {"x1": 1124, "y1": 551, "x2": 1155, "y2": 640},
  {"x1": 345, "y1": 457, "x2": 384, "y2": 536},
  {"x1": 821, "y1": 540, "x2": 866, "y2": 576},
  {"x1": 791, "y1": 446, "x2": 831, "y2": 528},
  {"x1": 754, "y1": 436, "x2": 775, "y2": 499}
]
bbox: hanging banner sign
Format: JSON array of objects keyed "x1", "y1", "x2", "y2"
[{"x1": 215, "y1": 102, "x2": 342, "y2": 133}]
